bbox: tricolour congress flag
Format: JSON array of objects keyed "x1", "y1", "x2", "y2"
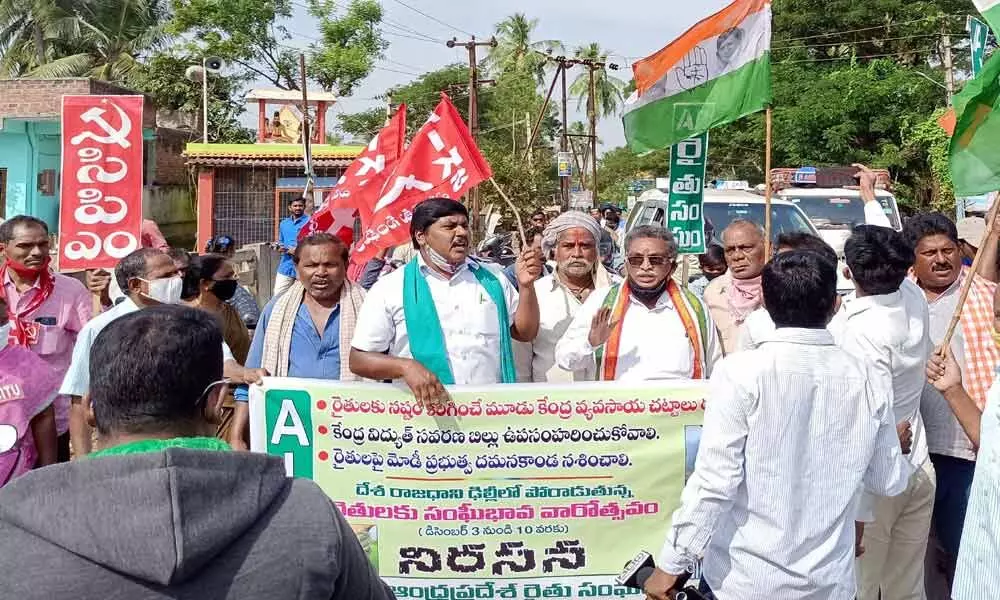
[
  {"x1": 950, "y1": 50, "x2": 1000, "y2": 197},
  {"x1": 623, "y1": 0, "x2": 772, "y2": 154},
  {"x1": 973, "y1": 0, "x2": 1000, "y2": 33}
]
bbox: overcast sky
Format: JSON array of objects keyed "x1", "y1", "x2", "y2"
[{"x1": 266, "y1": 0, "x2": 732, "y2": 150}]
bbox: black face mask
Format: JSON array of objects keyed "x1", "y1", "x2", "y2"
[
  {"x1": 629, "y1": 279, "x2": 667, "y2": 304},
  {"x1": 211, "y1": 280, "x2": 238, "y2": 302}
]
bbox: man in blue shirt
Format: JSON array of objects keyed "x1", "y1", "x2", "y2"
[
  {"x1": 230, "y1": 233, "x2": 366, "y2": 450},
  {"x1": 274, "y1": 197, "x2": 309, "y2": 298}
]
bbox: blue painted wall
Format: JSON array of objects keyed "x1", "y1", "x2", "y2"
[
  {"x1": 0, "y1": 119, "x2": 155, "y2": 233},
  {"x1": 0, "y1": 119, "x2": 61, "y2": 229}
]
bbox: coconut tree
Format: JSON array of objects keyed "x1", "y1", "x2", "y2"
[
  {"x1": 485, "y1": 13, "x2": 562, "y2": 84},
  {"x1": 28, "y1": 0, "x2": 166, "y2": 87},
  {"x1": 0, "y1": 0, "x2": 81, "y2": 76},
  {"x1": 569, "y1": 42, "x2": 626, "y2": 119}
]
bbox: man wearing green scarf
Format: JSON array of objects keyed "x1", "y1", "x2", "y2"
[
  {"x1": 351, "y1": 198, "x2": 543, "y2": 405},
  {"x1": 0, "y1": 305, "x2": 393, "y2": 599}
]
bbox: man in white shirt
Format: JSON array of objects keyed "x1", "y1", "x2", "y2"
[
  {"x1": 925, "y1": 292, "x2": 1000, "y2": 600},
  {"x1": 840, "y1": 226, "x2": 934, "y2": 600},
  {"x1": 644, "y1": 250, "x2": 912, "y2": 600},
  {"x1": 350, "y1": 198, "x2": 542, "y2": 404},
  {"x1": 60, "y1": 248, "x2": 262, "y2": 455},
  {"x1": 738, "y1": 232, "x2": 841, "y2": 351},
  {"x1": 556, "y1": 225, "x2": 721, "y2": 381},
  {"x1": 515, "y1": 211, "x2": 620, "y2": 383}
]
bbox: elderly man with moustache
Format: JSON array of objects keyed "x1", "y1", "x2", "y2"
[
  {"x1": 515, "y1": 211, "x2": 621, "y2": 383},
  {"x1": 556, "y1": 225, "x2": 721, "y2": 382},
  {"x1": 704, "y1": 220, "x2": 767, "y2": 354}
]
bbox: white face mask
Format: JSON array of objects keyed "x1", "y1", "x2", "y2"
[
  {"x1": 0, "y1": 322, "x2": 9, "y2": 348},
  {"x1": 141, "y1": 276, "x2": 183, "y2": 305}
]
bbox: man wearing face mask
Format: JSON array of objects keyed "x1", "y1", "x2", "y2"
[
  {"x1": 0, "y1": 216, "x2": 92, "y2": 462},
  {"x1": 515, "y1": 211, "x2": 621, "y2": 383},
  {"x1": 0, "y1": 306, "x2": 395, "y2": 600},
  {"x1": 904, "y1": 213, "x2": 1000, "y2": 597},
  {"x1": 60, "y1": 248, "x2": 262, "y2": 456},
  {"x1": 229, "y1": 233, "x2": 367, "y2": 451},
  {"x1": 350, "y1": 198, "x2": 543, "y2": 405},
  {"x1": 556, "y1": 225, "x2": 721, "y2": 381},
  {"x1": 704, "y1": 219, "x2": 767, "y2": 355}
]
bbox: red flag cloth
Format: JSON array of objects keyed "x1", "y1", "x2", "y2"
[
  {"x1": 298, "y1": 107, "x2": 408, "y2": 244},
  {"x1": 352, "y1": 94, "x2": 493, "y2": 264}
]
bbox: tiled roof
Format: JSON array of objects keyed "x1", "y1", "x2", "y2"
[
  {"x1": 183, "y1": 142, "x2": 363, "y2": 159},
  {"x1": 185, "y1": 156, "x2": 354, "y2": 167},
  {"x1": 183, "y1": 142, "x2": 362, "y2": 168}
]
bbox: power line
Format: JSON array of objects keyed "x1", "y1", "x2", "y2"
[
  {"x1": 382, "y1": 18, "x2": 446, "y2": 42},
  {"x1": 387, "y1": 0, "x2": 475, "y2": 38},
  {"x1": 780, "y1": 48, "x2": 936, "y2": 64},
  {"x1": 776, "y1": 13, "x2": 966, "y2": 43},
  {"x1": 383, "y1": 30, "x2": 447, "y2": 46},
  {"x1": 772, "y1": 32, "x2": 961, "y2": 51}
]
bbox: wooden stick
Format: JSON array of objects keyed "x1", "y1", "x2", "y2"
[
  {"x1": 763, "y1": 106, "x2": 773, "y2": 257},
  {"x1": 489, "y1": 177, "x2": 527, "y2": 248},
  {"x1": 940, "y1": 202, "x2": 1000, "y2": 351}
]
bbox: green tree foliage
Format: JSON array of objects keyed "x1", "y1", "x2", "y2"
[
  {"x1": 167, "y1": 0, "x2": 300, "y2": 90},
  {"x1": 27, "y1": 0, "x2": 165, "y2": 85},
  {"x1": 132, "y1": 52, "x2": 253, "y2": 142},
  {"x1": 485, "y1": 13, "x2": 562, "y2": 85},
  {"x1": 597, "y1": 146, "x2": 668, "y2": 205},
  {"x1": 569, "y1": 43, "x2": 625, "y2": 118},
  {"x1": 308, "y1": 0, "x2": 387, "y2": 96},
  {"x1": 0, "y1": 0, "x2": 80, "y2": 75}
]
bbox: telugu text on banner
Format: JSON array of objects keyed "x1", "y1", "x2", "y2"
[
  {"x1": 249, "y1": 380, "x2": 707, "y2": 600},
  {"x1": 58, "y1": 95, "x2": 144, "y2": 271},
  {"x1": 667, "y1": 133, "x2": 709, "y2": 254}
]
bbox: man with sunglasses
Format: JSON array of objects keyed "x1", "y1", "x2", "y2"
[
  {"x1": 0, "y1": 305, "x2": 394, "y2": 599},
  {"x1": 556, "y1": 225, "x2": 721, "y2": 381}
]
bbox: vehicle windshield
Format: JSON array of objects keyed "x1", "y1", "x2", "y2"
[
  {"x1": 783, "y1": 194, "x2": 900, "y2": 229},
  {"x1": 702, "y1": 203, "x2": 815, "y2": 244}
]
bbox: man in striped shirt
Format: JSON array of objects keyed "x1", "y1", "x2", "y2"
[{"x1": 645, "y1": 250, "x2": 912, "y2": 600}]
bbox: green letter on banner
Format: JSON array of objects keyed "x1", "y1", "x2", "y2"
[
  {"x1": 265, "y1": 389, "x2": 314, "y2": 479},
  {"x1": 667, "y1": 132, "x2": 709, "y2": 254}
]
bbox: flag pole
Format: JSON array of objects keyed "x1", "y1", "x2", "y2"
[
  {"x1": 489, "y1": 177, "x2": 527, "y2": 248},
  {"x1": 764, "y1": 105, "x2": 773, "y2": 257},
  {"x1": 940, "y1": 201, "x2": 1000, "y2": 351}
]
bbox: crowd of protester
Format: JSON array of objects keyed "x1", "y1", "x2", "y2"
[{"x1": 1, "y1": 172, "x2": 998, "y2": 599}]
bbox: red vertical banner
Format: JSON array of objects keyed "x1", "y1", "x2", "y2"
[{"x1": 59, "y1": 95, "x2": 144, "y2": 271}]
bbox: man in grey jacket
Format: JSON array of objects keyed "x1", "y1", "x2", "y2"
[{"x1": 0, "y1": 305, "x2": 396, "y2": 600}]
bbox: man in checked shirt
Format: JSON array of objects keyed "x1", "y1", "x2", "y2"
[{"x1": 644, "y1": 249, "x2": 912, "y2": 600}]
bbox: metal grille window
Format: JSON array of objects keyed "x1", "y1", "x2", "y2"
[{"x1": 213, "y1": 167, "x2": 276, "y2": 246}]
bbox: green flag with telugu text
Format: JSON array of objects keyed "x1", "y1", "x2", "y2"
[{"x1": 950, "y1": 50, "x2": 1000, "y2": 197}]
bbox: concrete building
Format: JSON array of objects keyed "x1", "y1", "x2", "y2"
[
  {"x1": 185, "y1": 89, "x2": 362, "y2": 251},
  {"x1": 0, "y1": 78, "x2": 193, "y2": 245}
]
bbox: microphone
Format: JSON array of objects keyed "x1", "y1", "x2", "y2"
[{"x1": 616, "y1": 551, "x2": 707, "y2": 600}]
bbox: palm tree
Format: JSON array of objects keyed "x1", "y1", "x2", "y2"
[
  {"x1": 569, "y1": 43, "x2": 626, "y2": 119},
  {"x1": 485, "y1": 13, "x2": 562, "y2": 84},
  {"x1": 0, "y1": 0, "x2": 81, "y2": 76},
  {"x1": 28, "y1": 0, "x2": 165, "y2": 87}
]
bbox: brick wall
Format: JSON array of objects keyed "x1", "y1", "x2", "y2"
[
  {"x1": 154, "y1": 128, "x2": 190, "y2": 186},
  {"x1": 0, "y1": 78, "x2": 156, "y2": 129}
]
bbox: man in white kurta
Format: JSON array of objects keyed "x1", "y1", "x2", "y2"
[{"x1": 555, "y1": 225, "x2": 721, "y2": 381}]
